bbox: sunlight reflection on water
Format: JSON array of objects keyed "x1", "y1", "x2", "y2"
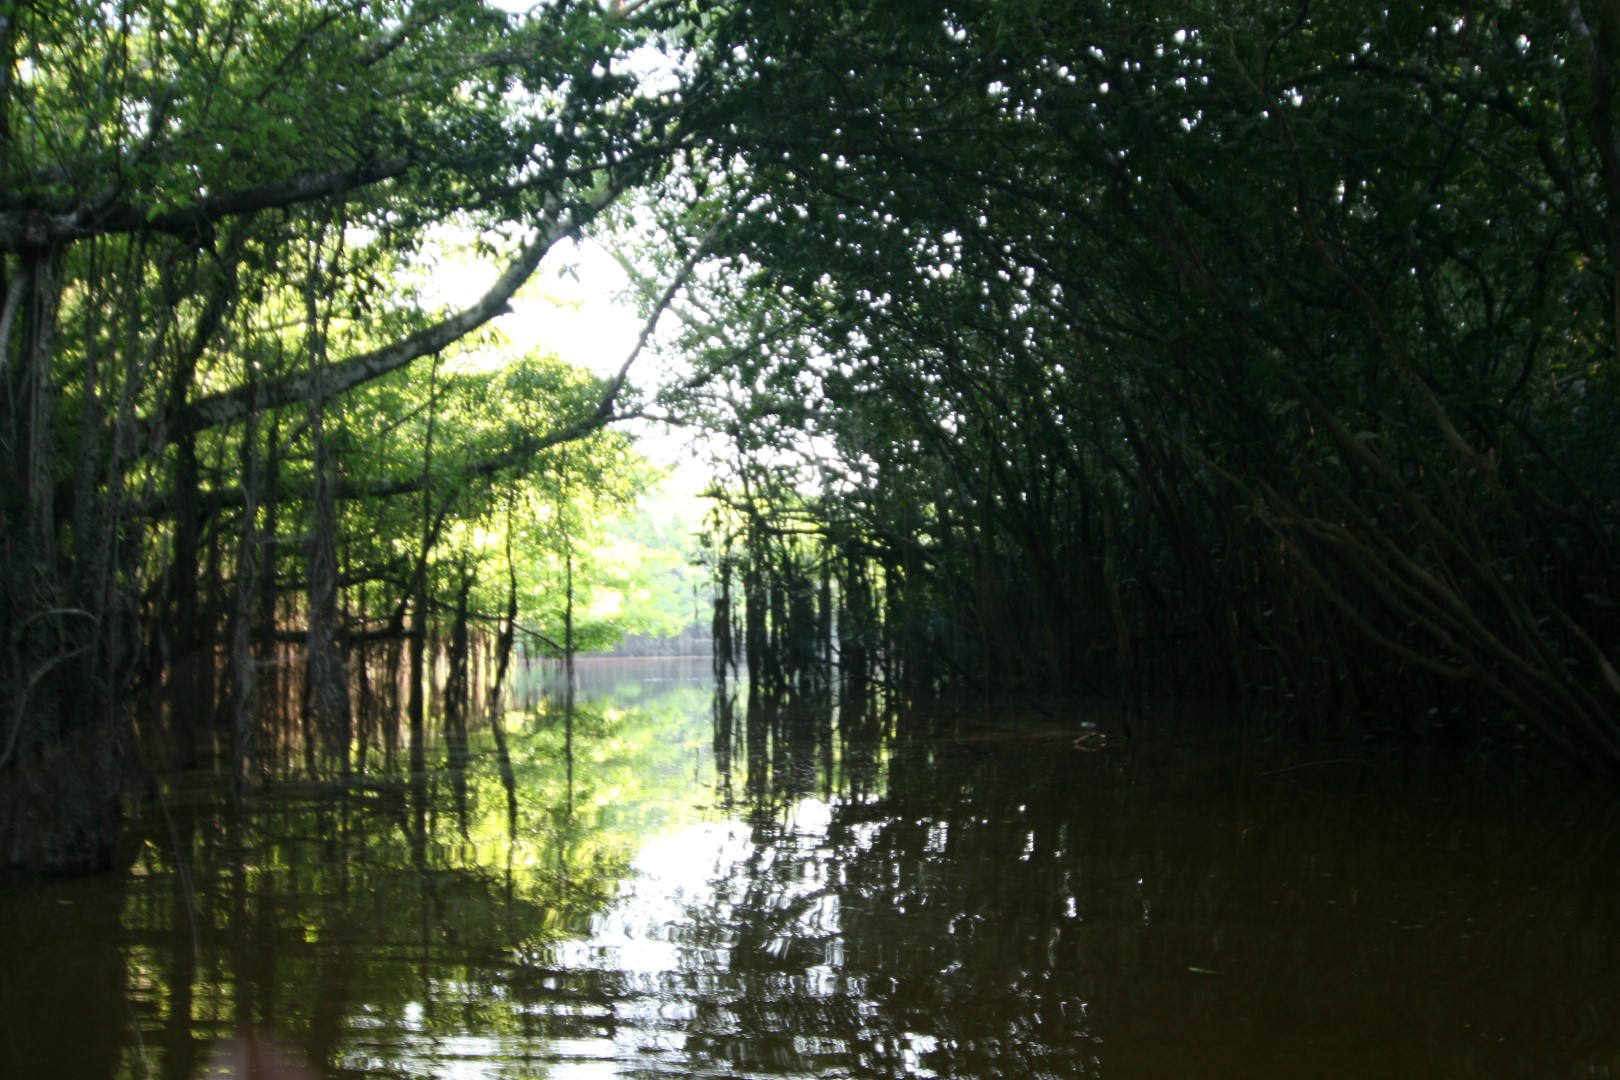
[{"x1": 534, "y1": 800, "x2": 887, "y2": 1079}]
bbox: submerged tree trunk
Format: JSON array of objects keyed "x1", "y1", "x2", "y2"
[
  {"x1": 485, "y1": 527, "x2": 521, "y2": 834},
  {"x1": 0, "y1": 246, "x2": 127, "y2": 873},
  {"x1": 444, "y1": 566, "x2": 473, "y2": 770},
  {"x1": 229, "y1": 403, "x2": 265, "y2": 787},
  {"x1": 303, "y1": 209, "x2": 353, "y2": 777}
]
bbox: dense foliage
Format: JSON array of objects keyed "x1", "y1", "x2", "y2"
[
  {"x1": 670, "y1": 2, "x2": 1620, "y2": 763},
  {"x1": 0, "y1": 0, "x2": 707, "y2": 872}
]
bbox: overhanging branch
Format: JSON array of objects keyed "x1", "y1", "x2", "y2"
[
  {"x1": 0, "y1": 157, "x2": 417, "y2": 252},
  {"x1": 150, "y1": 173, "x2": 634, "y2": 446}
]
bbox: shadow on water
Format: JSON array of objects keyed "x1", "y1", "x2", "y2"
[{"x1": 4, "y1": 661, "x2": 1620, "y2": 1079}]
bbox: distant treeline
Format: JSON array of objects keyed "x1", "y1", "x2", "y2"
[{"x1": 593, "y1": 622, "x2": 715, "y2": 659}]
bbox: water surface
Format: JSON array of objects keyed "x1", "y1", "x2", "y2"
[{"x1": 4, "y1": 661, "x2": 1619, "y2": 1079}]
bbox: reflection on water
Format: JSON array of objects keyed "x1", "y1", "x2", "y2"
[{"x1": 4, "y1": 663, "x2": 1620, "y2": 1079}]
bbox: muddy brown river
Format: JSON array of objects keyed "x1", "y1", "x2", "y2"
[{"x1": 3, "y1": 658, "x2": 1619, "y2": 1078}]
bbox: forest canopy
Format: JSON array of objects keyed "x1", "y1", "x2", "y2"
[
  {"x1": 665, "y1": 0, "x2": 1620, "y2": 766},
  {"x1": 2, "y1": 0, "x2": 1618, "y2": 873}
]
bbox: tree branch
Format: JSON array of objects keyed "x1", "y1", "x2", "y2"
[
  {"x1": 0, "y1": 157, "x2": 416, "y2": 252},
  {"x1": 155, "y1": 173, "x2": 633, "y2": 445}
]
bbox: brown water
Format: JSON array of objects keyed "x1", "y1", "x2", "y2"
[{"x1": 4, "y1": 660, "x2": 1620, "y2": 1079}]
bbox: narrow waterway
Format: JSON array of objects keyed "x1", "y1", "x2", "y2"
[{"x1": 4, "y1": 659, "x2": 1620, "y2": 1079}]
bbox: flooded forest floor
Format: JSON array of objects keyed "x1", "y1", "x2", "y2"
[{"x1": 3, "y1": 660, "x2": 1619, "y2": 1080}]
